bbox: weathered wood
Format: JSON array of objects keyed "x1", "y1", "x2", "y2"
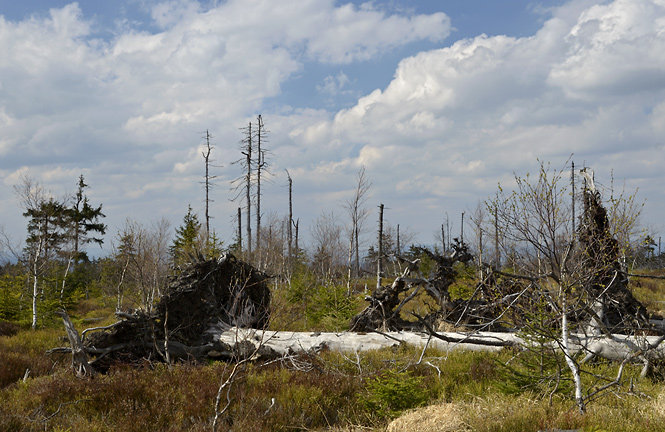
[
  {"x1": 212, "y1": 328, "x2": 662, "y2": 359},
  {"x1": 52, "y1": 320, "x2": 665, "y2": 373},
  {"x1": 54, "y1": 309, "x2": 96, "y2": 378},
  {"x1": 214, "y1": 327, "x2": 522, "y2": 357},
  {"x1": 213, "y1": 328, "x2": 665, "y2": 371},
  {"x1": 350, "y1": 241, "x2": 475, "y2": 332}
]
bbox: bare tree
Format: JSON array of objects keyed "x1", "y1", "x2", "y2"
[
  {"x1": 254, "y1": 115, "x2": 271, "y2": 256},
  {"x1": 285, "y1": 169, "x2": 294, "y2": 263},
  {"x1": 310, "y1": 211, "x2": 345, "y2": 279},
  {"x1": 201, "y1": 130, "x2": 219, "y2": 240},
  {"x1": 114, "y1": 218, "x2": 172, "y2": 312},
  {"x1": 343, "y1": 167, "x2": 372, "y2": 291},
  {"x1": 231, "y1": 122, "x2": 253, "y2": 255},
  {"x1": 606, "y1": 172, "x2": 646, "y2": 260},
  {"x1": 488, "y1": 160, "x2": 653, "y2": 413},
  {"x1": 256, "y1": 212, "x2": 289, "y2": 275},
  {"x1": 377, "y1": 203, "x2": 384, "y2": 290},
  {"x1": 469, "y1": 201, "x2": 487, "y2": 277},
  {"x1": 433, "y1": 213, "x2": 453, "y2": 254}
]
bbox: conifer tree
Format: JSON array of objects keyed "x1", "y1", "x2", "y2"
[
  {"x1": 170, "y1": 205, "x2": 202, "y2": 266},
  {"x1": 68, "y1": 175, "x2": 106, "y2": 263}
]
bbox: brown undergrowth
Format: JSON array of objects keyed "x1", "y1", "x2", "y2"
[
  {"x1": 3, "y1": 326, "x2": 665, "y2": 431},
  {"x1": 1, "y1": 273, "x2": 665, "y2": 431}
]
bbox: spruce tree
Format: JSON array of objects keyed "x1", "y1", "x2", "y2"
[
  {"x1": 68, "y1": 175, "x2": 106, "y2": 263},
  {"x1": 170, "y1": 205, "x2": 202, "y2": 267}
]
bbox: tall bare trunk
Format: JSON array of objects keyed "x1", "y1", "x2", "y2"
[{"x1": 377, "y1": 204, "x2": 384, "y2": 290}]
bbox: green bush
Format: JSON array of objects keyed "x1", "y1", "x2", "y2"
[
  {"x1": 362, "y1": 369, "x2": 430, "y2": 419},
  {"x1": 0, "y1": 275, "x2": 28, "y2": 321},
  {"x1": 307, "y1": 283, "x2": 359, "y2": 331}
]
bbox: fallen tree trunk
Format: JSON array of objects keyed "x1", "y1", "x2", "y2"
[
  {"x1": 51, "y1": 321, "x2": 665, "y2": 372},
  {"x1": 213, "y1": 328, "x2": 521, "y2": 358},
  {"x1": 210, "y1": 328, "x2": 665, "y2": 365}
]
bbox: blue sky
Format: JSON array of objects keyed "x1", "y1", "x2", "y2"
[{"x1": 0, "y1": 0, "x2": 664, "y2": 257}]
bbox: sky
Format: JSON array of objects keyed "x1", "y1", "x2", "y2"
[{"x1": 0, "y1": 0, "x2": 664, "y2": 257}]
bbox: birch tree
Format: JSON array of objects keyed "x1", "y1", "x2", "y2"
[
  {"x1": 488, "y1": 160, "x2": 652, "y2": 413},
  {"x1": 14, "y1": 174, "x2": 67, "y2": 329}
]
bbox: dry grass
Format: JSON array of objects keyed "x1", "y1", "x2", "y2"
[
  {"x1": 387, "y1": 403, "x2": 469, "y2": 432},
  {"x1": 631, "y1": 272, "x2": 665, "y2": 316}
]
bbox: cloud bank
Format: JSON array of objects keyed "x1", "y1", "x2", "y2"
[{"x1": 0, "y1": 0, "x2": 663, "y2": 250}]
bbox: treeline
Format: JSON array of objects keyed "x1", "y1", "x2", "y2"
[
  {"x1": 0, "y1": 165, "x2": 424, "y2": 331},
  {"x1": 0, "y1": 121, "x2": 662, "y2": 331}
]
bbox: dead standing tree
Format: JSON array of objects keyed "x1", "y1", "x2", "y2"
[
  {"x1": 231, "y1": 122, "x2": 253, "y2": 256},
  {"x1": 285, "y1": 169, "x2": 294, "y2": 263},
  {"x1": 201, "y1": 130, "x2": 219, "y2": 240},
  {"x1": 231, "y1": 116, "x2": 271, "y2": 264},
  {"x1": 577, "y1": 168, "x2": 650, "y2": 334},
  {"x1": 254, "y1": 115, "x2": 271, "y2": 258}
]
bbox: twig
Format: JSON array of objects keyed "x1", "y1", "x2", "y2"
[
  {"x1": 417, "y1": 334, "x2": 433, "y2": 365},
  {"x1": 32, "y1": 399, "x2": 91, "y2": 423}
]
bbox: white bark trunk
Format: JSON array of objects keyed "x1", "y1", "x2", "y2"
[
  {"x1": 211, "y1": 328, "x2": 665, "y2": 362},
  {"x1": 214, "y1": 328, "x2": 521, "y2": 356},
  {"x1": 32, "y1": 272, "x2": 38, "y2": 330},
  {"x1": 561, "y1": 298, "x2": 584, "y2": 412}
]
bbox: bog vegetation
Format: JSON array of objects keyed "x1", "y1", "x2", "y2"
[{"x1": 1, "y1": 141, "x2": 665, "y2": 430}]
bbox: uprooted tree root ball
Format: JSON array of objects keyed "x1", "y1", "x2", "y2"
[{"x1": 57, "y1": 253, "x2": 272, "y2": 373}]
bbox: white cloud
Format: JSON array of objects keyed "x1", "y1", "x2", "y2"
[
  {"x1": 317, "y1": 71, "x2": 351, "y2": 96},
  {"x1": 302, "y1": 3, "x2": 451, "y2": 63},
  {"x1": 288, "y1": 0, "x2": 665, "y2": 238},
  {"x1": 1, "y1": 0, "x2": 665, "y2": 249},
  {"x1": 0, "y1": 0, "x2": 452, "y2": 244},
  {"x1": 548, "y1": 0, "x2": 665, "y2": 98}
]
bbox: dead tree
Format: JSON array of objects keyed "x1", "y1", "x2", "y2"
[
  {"x1": 254, "y1": 115, "x2": 270, "y2": 256},
  {"x1": 52, "y1": 253, "x2": 271, "y2": 372},
  {"x1": 55, "y1": 309, "x2": 96, "y2": 378},
  {"x1": 377, "y1": 203, "x2": 384, "y2": 290},
  {"x1": 285, "y1": 170, "x2": 293, "y2": 262},
  {"x1": 201, "y1": 130, "x2": 218, "y2": 239},
  {"x1": 350, "y1": 240, "x2": 474, "y2": 332},
  {"x1": 231, "y1": 123, "x2": 253, "y2": 255}
]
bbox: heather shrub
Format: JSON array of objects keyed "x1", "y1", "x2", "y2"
[{"x1": 0, "y1": 327, "x2": 64, "y2": 389}]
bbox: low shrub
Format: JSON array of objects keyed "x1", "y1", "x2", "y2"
[{"x1": 362, "y1": 369, "x2": 430, "y2": 419}]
